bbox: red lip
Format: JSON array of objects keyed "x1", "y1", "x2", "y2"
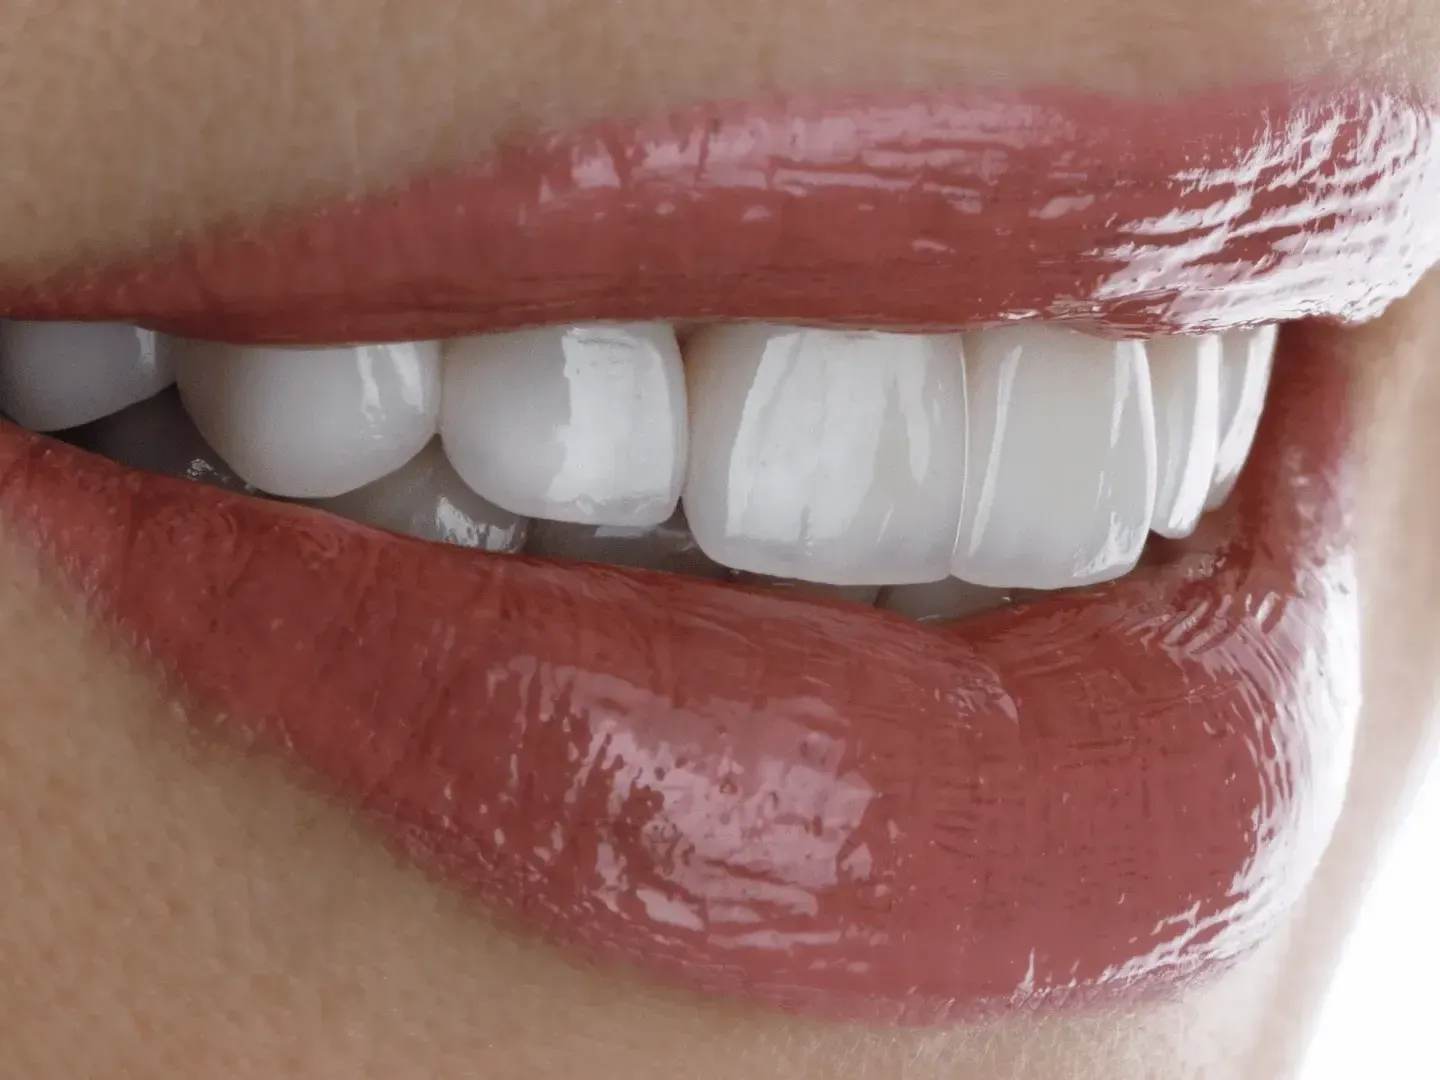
[
  {"x1": 0, "y1": 332, "x2": 1357, "y2": 1024},
  {"x1": 0, "y1": 88, "x2": 1383, "y2": 1024},
  {"x1": 0, "y1": 87, "x2": 1436, "y2": 342}
]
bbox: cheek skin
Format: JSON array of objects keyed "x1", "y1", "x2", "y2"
[{"x1": 1, "y1": 280, "x2": 1439, "y2": 1078}]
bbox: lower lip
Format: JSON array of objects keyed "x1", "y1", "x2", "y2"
[{"x1": 0, "y1": 324, "x2": 1358, "y2": 1024}]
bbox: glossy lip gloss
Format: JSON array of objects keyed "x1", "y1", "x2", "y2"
[
  {"x1": 0, "y1": 85, "x2": 1410, "y2": 1025},
  {"x1": 0, "y1": 87, "x2": 1436, "y2": 343}
]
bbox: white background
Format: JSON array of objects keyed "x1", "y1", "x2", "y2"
[{"x1": 1300, "y1": 752, "x2": 1440, "y2": 1078}]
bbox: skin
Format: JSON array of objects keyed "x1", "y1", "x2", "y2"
[{"x1": 1, "y1": 1, "x2": 1439, "y2": 1076}]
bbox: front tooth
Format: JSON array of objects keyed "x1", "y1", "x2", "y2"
[
  {"x1": 730, "y1": 572, "x2": 881, "y2": 606},
  {"x1": 1207, "y1": 325, "x2": 1277, "y2": 510},
  {"x1": 0, "y1": 322, "x2": 174, "y2": 432},
  {"x1": 527, "y1": 509, "x2": 727, "y2": 578},
  {"x1": 174, "y1": 340, "x2": 440, "y2": 498},
  {"x1": 313, "y1": 439, "x2": 528, "y2": 551},
  {"x1": 682, "y1": 325, "x2": 968, "y2": 586},
  {"x1": 441, "y1": 323, "x2": 686, "y2": 527},
  {"x1": 63, "y1": 387, "x2": 256, "y2": 494},
  {"x1": 1147, "y1": 334, "x2": 1221, "y2": 539},
  {"x1": 879, "y1": 579, "x2": 1013, "y2": 622},
  {"x1": 951, "y1": 326, "x2": 1156, "y2": 590}
]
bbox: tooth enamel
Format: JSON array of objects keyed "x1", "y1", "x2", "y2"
[
  {"x1": 313, "y1": 439, "x2": 528, "y2": 551},
  {"x1": 62, "y1": 387, "x2": 257, "y2": 493},
  {"x1": 879, "y1": 579, "x2": 1013, "y2": 622},
  {"x1": 527, "y1": 509, "x2": 727, "y2": 578},
  {"x1": 730, "y1": 572, "x2": 881, "y2": 606},
  {"x1": 682, "y1": 325, "x2": 968, "y2": 586},
  {"x1": 1207, "y1": 325, "x2": 1277, "y2": 510},
  {"x1": 1147, "y1": 334, "x2": 1222, "y2": 539},
  {"x1": 441, "y1": 323, "x2": 687, "y2": 527},
  {"x1": 950, "y1": 326, "x2": 1156, "y2": 590},
  {"x1": 174, "y1": 340, "x2": 440, "y2": 499},
  {"x1": 0, "y1": 322, "x2": 174, "y2": 432}
]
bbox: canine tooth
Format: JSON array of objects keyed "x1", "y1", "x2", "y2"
[
  {"x1": 174, "y1": 340, "x2": 440, "y2": 499},
  {"x1": 879, "y1": 579, "x2": 1013, "y2": 621},
  {"x1": 682, "y1": 325, "x2": 967, "y2": 586},
  {"x1": 314, "y1": 440, "x2": 527, "y2": 551},
  {"x1": 62, "y1": 387, "x2": 255, "y2": 493},
  {"x1": 1207, "y1": 325, "x2": 1277, "y2": 509},
  {"x1": 1147, "y1": 334, "x2": 1221, "y2": 538},
  {"x1": 0, "y1": 322, "x2": 174, "y2": 432},
  {"x1": 442, "y1": 324, "x2": 686, "y2": 527},
  {"x1": 527, "y1": 509, "x2": 726, "y2": 578},
  {"x1": 951, "y1": 326, "x2": 1156, "y2": 590}
]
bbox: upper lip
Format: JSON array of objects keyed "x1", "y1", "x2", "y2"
[
  {"x1": 0, "y1": 86, "x2": 1437, "y2": 343},
  {"x1": 0, "y1": 84, "x2": 1396, "y2": 1025}
]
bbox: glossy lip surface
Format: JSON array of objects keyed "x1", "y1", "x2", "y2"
[
  {"x1": 0, "y1": 86, "x2": 1377, "y2": 1023},
  {"x1": 0, "y1": 326, "x2": 1359, "y2": 1025},
  {"x1": 0, "y1": 87, "x2": 1436, "y2": 343}
]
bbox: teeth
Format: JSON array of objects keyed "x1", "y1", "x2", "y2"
[
  {"x1": 951, "y1": 326, "x2": 1156, "y2": 590},
  {"x1": 879, "y1": 579, "x2": 1013, "y2": 622},
  {"x1": 14, "y1": 316, "x2": 1276, "y2": 600},
  {"x1": 441, "y1": 323, "x2": 687, "y2": 527},
  {"x1": 527, "y1": 509, "x2": 727, "y2": 578},
  {"x1": 62, "y1": 387, "x2": 257, "y2": 494},
  {"x1": 1147, "y1": 335, "x2": 1221, "y2": 539},
  {"x1": 682, "y1": 325, "x2": 968, "y2": 586},
  {"x1": 1207, "y1": 325, "x2": 1277, "y2": 510},
  {"x1": 730, "y1": 572, "x2": 881, "y2": 606},
  {"x1": 312, "y1": 439, "x2": 528, "y2": 551},
  {"x1": 0, "y1": 322, "x2": 174, "y2": 432},
  {"x1": 174, "y1": 340, "x2": 440, "y2": 499}
]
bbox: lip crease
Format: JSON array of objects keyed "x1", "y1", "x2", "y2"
[
  {"x1": 0, "y1": 86, "x2": 1436, "y2": 343},
  {"x1": 0, "y1": 88, "x2": 1374, "y2": 1026}
]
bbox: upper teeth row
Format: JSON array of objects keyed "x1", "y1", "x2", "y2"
[{"x1": 0, "y1": 319, "x2": 1275, "y2": 590}]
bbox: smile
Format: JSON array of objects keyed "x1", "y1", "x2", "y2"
[{"x1": 0, "y1": 82, "x2": 1431, "y2": 1025}]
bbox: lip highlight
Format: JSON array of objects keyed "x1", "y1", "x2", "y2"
[
  {"x1": 0, "y1": 326, "x2": 1358, "y2": 1024},
  {"x1": 0, "y1": 86, "x2": 1384, "y2": 1024},
  {"x1": 0, "y1": 87, "x2": 1436, "y2": 342}
]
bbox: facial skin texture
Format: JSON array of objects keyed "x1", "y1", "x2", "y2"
[{"x1": 1, "y1": 1, "x2": 1439, "y2": 1077}]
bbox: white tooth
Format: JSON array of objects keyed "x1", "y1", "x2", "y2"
[
  {"x1": 1147, "y1": 334, "x2": 1221, "y2": 539},
  {"x1": 174, "y1": 340, "x2": 440, "y2": 498},
  {"x1": 313, "y1": 440, "x2": 527, "y2": 551},
  {"x1": 682, "y1": 325, "x2": 968, "y2": 586},
  {"x1": 0, "y1": 322, "x2": 174, "y2": 431},
  {"x1": 730, "y1": 572, "x2": 881, "y2": 606},
  {"x1": 527, "y1": 509, "x2": 727, "y2": 578},
  {"x1": 951, "y1": 326, "x2": 1156, "y2": 590},
  {"x1": 879, "y1": 579, "x2": 1013, "y2": 622},
  {"x1": 1207, "y1": 325, "x2": 1277, "y2": 510},
  {"x1": 441, "y1": 323, "x2": 686, "y2": 527}
]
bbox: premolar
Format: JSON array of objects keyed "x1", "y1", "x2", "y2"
[
  {"x1": 0, "y1": 322, "x2": 174, "y2": 432},
  {"x1": 682, "y1": 325, "x2": 968, "y2": 586},
  {"x1": 174, "y1": 339, "x2": 440, "y2": 498},
  {"x1": 441, "y1": 323, "x2": 687, "y2": 527}
]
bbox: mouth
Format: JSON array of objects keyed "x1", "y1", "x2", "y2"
[{"x1": 0, "y1": 82, "x2": 1417, "y2": 1026}]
